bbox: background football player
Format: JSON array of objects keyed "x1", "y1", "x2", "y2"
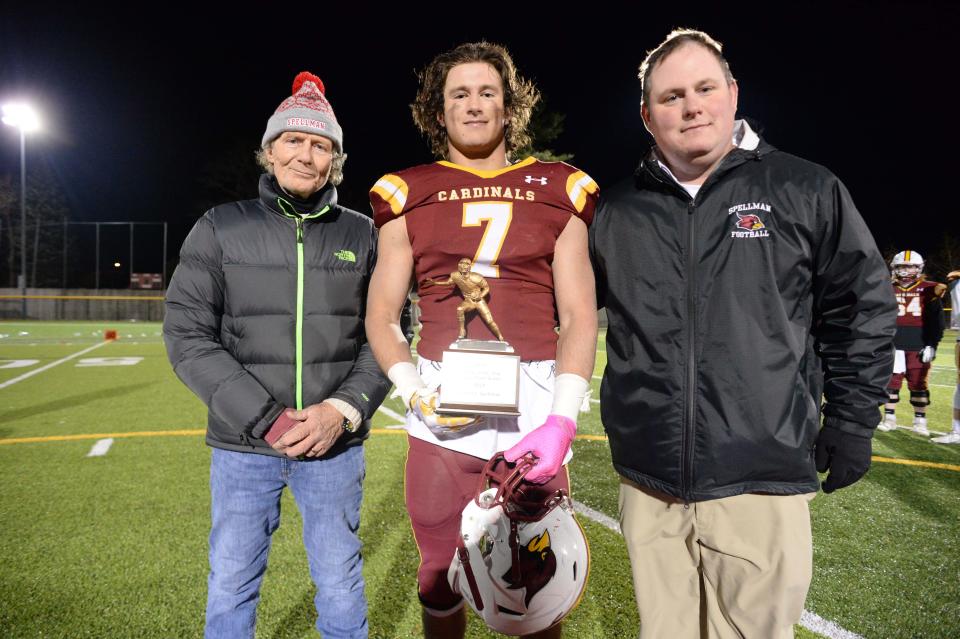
[
  {"x1": 365, "y1": 42, "x2": 599, "y2": 639},
  {"x1": 932, "y1": 269, "x2": 960, "y2": 444},
  {"x1": 878, "y1": 250, "x2": 946, "y2": 435}
]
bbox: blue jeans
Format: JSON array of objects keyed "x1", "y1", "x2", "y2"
[{"x1": 205, "y1": 446, "x2": 367, "y2": 639}]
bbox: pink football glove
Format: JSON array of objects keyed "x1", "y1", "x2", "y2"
[{"x1": 504, "y1": 415, "x2": 576, "y2": 484}]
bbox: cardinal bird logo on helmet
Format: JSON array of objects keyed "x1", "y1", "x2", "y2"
[
  {"x1": 448, "y1": 454, "x2": 590, "y2": 635},
  {"x1": 502, "y1": 530, "x2": 557, "y2": 607},
  {"x1": 736, "y1": 213, "x2": 766, "y2": 230}
]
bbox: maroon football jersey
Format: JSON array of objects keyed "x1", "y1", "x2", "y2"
[
  {"x1": 894, "y1": 280, "x2": 940, "y2": 328},
  {"x1": 893, "y1": 279, "x2": 942, "y2": 350},
  {"x1": 370, "y1": 157, "x2": 599, "y2": 361}
]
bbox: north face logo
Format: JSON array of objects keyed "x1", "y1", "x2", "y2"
[{"x1": 334, "y1": 249, "x2": 356, "y2": 262}]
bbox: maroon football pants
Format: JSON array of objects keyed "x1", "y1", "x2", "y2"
[{"x1": 887, "y1": 350, "x2": 930, "y2": 392}]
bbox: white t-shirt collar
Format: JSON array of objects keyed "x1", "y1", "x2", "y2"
[{"x1": 656, "y1": 119, "x2": 760, "y2": 197}]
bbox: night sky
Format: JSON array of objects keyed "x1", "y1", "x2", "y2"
[{"x1": 2, "y1": 2, "x2": 958, "y2": 284}]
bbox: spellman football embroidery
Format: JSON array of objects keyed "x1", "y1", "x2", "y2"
[{"x1": 729, "y1": 202, "x2": 771, "y2": 238}]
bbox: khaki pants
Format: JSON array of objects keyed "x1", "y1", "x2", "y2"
[{"x1": 619, "y1": 479, "x2": 814, "y2": 639}]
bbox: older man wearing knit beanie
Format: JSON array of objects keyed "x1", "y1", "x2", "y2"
[
  {"x1": 164, "y1": 72, "x2": 390, "y2": 639},
  {"x1": 257, "y1": 71, "x2": 347, "y2": 197}
]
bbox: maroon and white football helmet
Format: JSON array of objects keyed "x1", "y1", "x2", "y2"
[
  {"x1": 891, "y1": 250, "x2": 924, "y2": 286},
  {"x1": 448, "y1": 453, "x2": 589, "y2": 635}
]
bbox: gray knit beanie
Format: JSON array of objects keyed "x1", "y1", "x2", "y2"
[{"x1": 261, "y1": 71, "x2": 343, "y2": 152}]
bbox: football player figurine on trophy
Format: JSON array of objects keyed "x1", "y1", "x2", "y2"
[
  {"x1": 421, "y1": 258, "x2": 506, "y2": 343},
  {"x1": 421, "y1": 258, "x2": 521, "y2": 416}
]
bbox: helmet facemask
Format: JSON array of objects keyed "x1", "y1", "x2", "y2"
[{"x1": 892, "y1": 264, "x2": 922, "y2": 286}]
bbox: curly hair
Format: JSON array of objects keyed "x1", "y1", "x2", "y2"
[{"x1": 411, "y1": 41, "x2": 540, "y2": 160}]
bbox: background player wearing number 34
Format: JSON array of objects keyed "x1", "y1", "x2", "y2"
[
  {"x1": 877, "y1": 250, "x2": 946, "y2": 435},
  {"x1": 364, "y1": 42, "x2": 599, "y2": 639}
]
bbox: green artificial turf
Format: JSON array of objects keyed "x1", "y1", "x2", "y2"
[{"x1": 1, "y1": 322, "x2": 958, "y2": 637}]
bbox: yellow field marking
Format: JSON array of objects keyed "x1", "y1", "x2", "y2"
[
  {"x1": 871, "y1": 456, "x2": 960, "y2": 472},
  {"x1": 0, "y1": 429, "x2": 205, "y2": 445},
  {"x1": 0, "y1": 428, "x2": 411, "y2": 446},
  {"x1": 0, "y1": 429, "x2": 605, "y2": 446},
  {"x1": 2, "y1": 431, "x2": 958, "y2": 473},
  {"x1": 572, "y1": 438, "x2": 960, "y2": 471}
]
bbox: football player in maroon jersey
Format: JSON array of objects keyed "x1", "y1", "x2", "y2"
[
  {"x1": 877, "y1": 250, "x2": 947, "y2": 435},
  {"x1": 365, "y1": 42, "x2": 599, "y2": 638}
]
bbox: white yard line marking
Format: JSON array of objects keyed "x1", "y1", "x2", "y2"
[
  {"x1": 0, "y1": 340, "x2": 111, "y2": 390},
  {"x1": 0, "y1": 359, "x2": 39, "y2": 369},
  {"x1": 377, "y1": 405, "x2": 406, "y2": 423},
  {"x1": 799, "y1": 610, "x2": 864, "y2": 639},
  {"x1": 887, "y1": 425, "x2": 948, "y2": 436},
  {"x1": 573, "y1": 498, "x2": 864, "y2": 639},
  {"x1": 572, "y1": 500, "x2": 620, "y2": 533},
  {"x1": 86, "y1": 438, "x2": 114, "y2": 457}
]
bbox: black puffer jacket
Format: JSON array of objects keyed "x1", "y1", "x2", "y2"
[
  {"x1": 164, "y1": 175, "x2": 391, "y2": 457},
  {"x1": 591, "y1": 135, "x2": 896, "y2": 501}
]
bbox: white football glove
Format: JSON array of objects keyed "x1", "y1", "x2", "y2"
[
  {"x1": 408, "y1": 388, "x2": 481, "y2": 435},
  {"x1": 920, "y1": 346, "x2": 936, "y2": 363},
  {"x1": 580, "y1": 388, "x2": 593, "y2": 413},
  {"x1": 388, "y1": 361, "x2": 481, "y2": 435}
]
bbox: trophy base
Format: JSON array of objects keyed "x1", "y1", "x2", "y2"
[
  {"x1": 435, "y1": 405, "x2": 521, "y2": 417},
  {"x1": 448, "y1": 339, "x2": 515, "y2": 353},
  {"x1": 436, "y1": 340, "x2": 521, "y2": 417}
]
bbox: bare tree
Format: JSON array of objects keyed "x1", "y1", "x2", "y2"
[
  {"x1": 926, "y1": 233, "x2": 960, "y2": 283},
  {"x1": 0, "y1": 167, "x2": 69, "y2": 287}
]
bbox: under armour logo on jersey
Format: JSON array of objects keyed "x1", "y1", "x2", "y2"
[{"x1": 524, "y1": 176, "x2": 548, "y2": 185}]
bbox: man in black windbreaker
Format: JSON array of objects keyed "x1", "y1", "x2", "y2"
[
  {"x1": 590, "y1": 29, "x2": 896, "y2": 638},
  {"x1": 164, "y1": 72, "x2": 390, "y2": 639}
]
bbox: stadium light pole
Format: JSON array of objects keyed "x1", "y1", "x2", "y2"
[{"x1": 2, "y1": 103, "x2": 41, "y2": 319}]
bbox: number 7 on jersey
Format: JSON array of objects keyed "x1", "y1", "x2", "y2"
[{"x1": 462, "y1": 201, "x2": 513, "y2": 278}]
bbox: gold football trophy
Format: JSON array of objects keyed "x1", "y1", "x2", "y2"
[{"x1": 421, "y1": 258, "x2": 520, "y2": 416}]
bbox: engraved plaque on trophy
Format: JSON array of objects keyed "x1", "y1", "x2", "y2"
[{"x1": 419, "y1": 258, "x2": 521, "y2": 416}]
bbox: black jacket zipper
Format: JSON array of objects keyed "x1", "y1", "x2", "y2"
[{"x1": 639, "y1": 152, "x2": 753, "y2": 501}]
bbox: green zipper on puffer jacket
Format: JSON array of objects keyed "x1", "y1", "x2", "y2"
[{"x1": 277, "y1": 197, "x2": 331, "y2": 410}]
